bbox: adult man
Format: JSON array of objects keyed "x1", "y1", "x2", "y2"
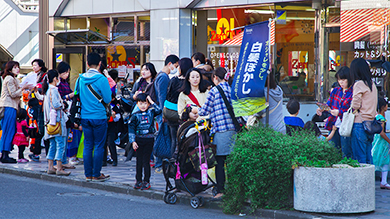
[
  {"x1": 154, "y1": 54, "x2": 179, "y2": 173},
  {"x1": 75, "y1": 53, "x2": 112, "y2": 182}
]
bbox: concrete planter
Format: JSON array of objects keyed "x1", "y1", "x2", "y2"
[{"x1": 293, "y1": 164, "x2": 375, "y2": 213}]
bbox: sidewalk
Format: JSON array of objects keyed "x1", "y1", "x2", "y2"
[{"x1": 1, "y1": 145, "x2": 390, "y2": 219}]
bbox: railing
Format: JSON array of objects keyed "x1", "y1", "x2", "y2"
[{"x1": 11, "y1": 0, "x2": 39, "y2": 13}]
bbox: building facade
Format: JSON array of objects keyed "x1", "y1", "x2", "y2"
[{"x1": 47, "y1": 0, "x2": 389, "y2": 108}]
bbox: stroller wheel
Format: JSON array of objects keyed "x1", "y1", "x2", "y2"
[
  {"x1": 164, "y1": 193, "x2": 177, "y2": 204},
  {"x1": 198, "y1": 196, "x2": 204, "y2": 207},
  {"x1": 190, "y1": 197, "x2": 201, "y2": 209},
  {"x1": 212, "y1": 187, "x2": 218, "y2": 197}
]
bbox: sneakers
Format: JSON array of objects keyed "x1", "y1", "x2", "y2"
[
  {"x1": 155, "y1": 167, "x2": 162, "y2": 174},
  {"x1": 28, "y1": 154, "x2": 39, "y2": 162},
  {"x1": 141, "y1": 181, "x2": 151, "y2": 190},
  {"x1": 150, "y1": 160, "x2": 155, "y2": 168},
  {"x1": 112, "y1": 161, "x2": 117, "y2": 166},
  {"x1": 69, "y1": 158, "x2": 80, "y2": 165},
  {"x1": 18, "y1": 158, "x2": 29, "y2": 163},
  {"x1": 1, "y1": 157, "x2": 17, "y2": 163},
  {"x1": 133, "y1": 181, "x2": 143, "y2": 189},
  {"x1": 92, "y1": 173, "x2": 110, "y2": 182}
]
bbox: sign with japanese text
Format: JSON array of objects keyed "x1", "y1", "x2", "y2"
[{"x1": 232, "y1": 21, "x2": 270, "y2": 117}]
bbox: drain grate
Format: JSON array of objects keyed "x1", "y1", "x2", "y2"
[{"x1": 57, "y1": 192, "x2": 96, "y2": 197}]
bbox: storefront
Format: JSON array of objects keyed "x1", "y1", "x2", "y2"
[
  {"x1": 47, "y1": 15, "x2": 150, "y2": 88},
  {"x1": 191, "y1": 0, "x2": 342, "y2": 103}
]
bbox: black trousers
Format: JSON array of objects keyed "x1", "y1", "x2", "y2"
[
  {"x1": 31, "y1": 134, "x2": 42, "y2": 155},
  {"x1": 216, "y1": 155, "x2": 227, "y2": 194},
  {"x1": 135, "y1": 137, "x2": 154, "y2": 183},
  {"x1": 105, "y1": 125, "x2": 118, "y2": 162},
  {"x1": 18, "y1": 145, "x2": 26, "y2": 159}
]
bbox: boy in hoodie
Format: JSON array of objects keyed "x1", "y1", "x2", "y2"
[
  {"x1": 75, "y1": 52, "x2": 112, "y2": 182},
  {"x1": 129, "y1": 93, "x2": 162, "y2": 190},
  {"x1": 284, "y1": 99, "x2": 304, "y2": 136}
]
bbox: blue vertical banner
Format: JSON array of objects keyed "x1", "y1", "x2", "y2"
[{"x1": 232, "y1": 21, "x2": 270, "y2": 117}]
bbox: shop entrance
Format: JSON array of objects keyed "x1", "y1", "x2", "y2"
[{"x1": 52, "y1": 47, "x2": 86, "y2": 90}]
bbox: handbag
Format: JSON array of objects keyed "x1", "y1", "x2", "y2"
[
  {"x1": 69, "y1": 78, "x2": 81, "y2": 126},
  {"x1": 188, "y1": 133, "x2": 217, "y2": 172},
  {"x1": 215, "y1": 85, "x2": 246, "y2": 132},
  {"x1": 339, "y1": 107, "x2": 355, "y2": 137},
  {"x1": 359, "y1": 112, "x2": 382, "y2": 135},
  {"x1": 87, "y1": 84, "x2": 112, "y2": 119},
  {"x1": 153, "y1": 122, "x2": 172, "y2": 158},
  {"x1": 45, "y1": 88, "x2": 62, "y2": 135},
  {"x1": 163, "y1": 100, "x2": 179, "y2": 122}
]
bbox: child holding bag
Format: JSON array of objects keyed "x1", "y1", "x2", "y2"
[{"x1": 372, "y1": 98, "x2": 390, "y2": 189}]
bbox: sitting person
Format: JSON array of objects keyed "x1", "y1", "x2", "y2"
[
  {"x1": 303, "y1": 121, "x2": 337, "y2": 141},
  {"x1": 284, "y1": 99, "x2": 304, "y2": 136}
]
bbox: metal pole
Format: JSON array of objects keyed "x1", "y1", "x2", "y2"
[{"x1": 266, "y1": 19, "x2": 272, "y2": 125}]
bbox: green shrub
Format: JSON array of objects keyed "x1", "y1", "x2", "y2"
[{"x1": 223, "y1": 125, "x2": 342, "y2": 214}]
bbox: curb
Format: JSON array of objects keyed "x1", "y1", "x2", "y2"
[
  {"x1": 0, "y1": 166, "x2": 338, "y2": 218},
  {"x1": 0, "y1": 166, "x2": 222, "y2": 210}
]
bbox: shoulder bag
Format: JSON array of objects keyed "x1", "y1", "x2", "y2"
[
  {"x1": 359, "y1": 112, "x2": 382, "y2": 135},
  {"x1": 339, "y1": 107, "x2": 355, "y2": 137},
  {"x1": 69, "y1": 78, "x2": 81, "y2": 126},
  {"x1": 87, "y1": 84, "x2": 112, "y2": 119},
  {"x1": 216, "y1": 85, "x2": 246, "y2": 133},
  {"x1": 46, "y1": 88, "x2": 62, "y2": 135}
]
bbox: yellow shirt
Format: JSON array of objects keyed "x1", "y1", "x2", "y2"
[{"x1": 177, "y1": 89, "x2": 209, "y2": 118}]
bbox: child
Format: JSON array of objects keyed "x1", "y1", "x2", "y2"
[
  {"x1": 104, "y1": 96, "x2": 121, "y2": 167},
  {"x1": 284, "y1": 99, "x2": 304, "y2": 136},
  {"x1": 13, "y1": 108, "x2": 29, "y2": 163},
  {"x1": 181, "y1": 104, "x2": 199, "y2": 122},
  {"x1": 372, "y1": 98, "x2": 390, "y2": 189},
  {"x1": 129, "y1": 93, "x2": 161, "y2": 190},
  {"x1": 303, "y1": 121, "x2": 337, "y2": 141}
]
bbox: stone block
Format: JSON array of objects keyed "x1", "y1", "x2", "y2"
[{"x1": 294, "y1": 164, "x2": 375, "y2": 213}]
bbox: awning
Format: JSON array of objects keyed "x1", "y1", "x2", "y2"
[
  {"x1": 0, "y1": 44, "x2": 13, "y2": 62},
  {"x1": 46, "y1": 29, "x2": 110, "y2": 45},
  {"x1": 340, "y1": 8, "x2": 385, "y2": 44},
  {"x1": 222, "y1": 31, "x2": 243, "y2": 46}
]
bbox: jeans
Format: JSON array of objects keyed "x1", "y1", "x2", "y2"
[
  {"x1": 351, "y1": 123, "x2": 374, "y2": 164},
  {"x1": 216, "y1": 155, "x2": 227, "y2": 194},
  {"x1": 0, "y1": 107, "x2": 16, "y2": 152},
  {"x1": 330, "y1": 129, "x2": 352, "y2": 159},
  {"x1": 341, "y1": 135, "x2": 352, "y2": 159},
  {"x1": 81, "y1": 119, "x2": 108, "y2": 178},
  {"x1": 135, "y1": 137, "x2": 154, "y2": 182},
  {"x1": 47, "y1": 136, "x2": 66, "y2": 161}
]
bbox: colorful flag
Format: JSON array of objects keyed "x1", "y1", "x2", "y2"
[{"x1": 231, "y1": 21, "x2": 270, "y2": 117}]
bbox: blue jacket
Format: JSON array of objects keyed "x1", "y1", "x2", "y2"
[
  {"x1": 75, "y1": 68, "x2": 112, "y2": 120},
  {"x1": 154, "y1": 72, "x2": 169, "y2": 125},
  {"x1": 128, "y1": 103, "x2": 162, "y2": 143}
]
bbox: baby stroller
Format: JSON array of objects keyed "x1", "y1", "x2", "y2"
[{"x1": 162, "y1": 119, "x2": 217, "y2": 209}]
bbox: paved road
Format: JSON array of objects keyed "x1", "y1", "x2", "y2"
[{"x1": 0, "y1": 173, "x2": 251, "y2": 219}]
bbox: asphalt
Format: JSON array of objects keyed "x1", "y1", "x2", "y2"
[{"x1": 1, "y1": 145, "x2": 390, "y2": 219}]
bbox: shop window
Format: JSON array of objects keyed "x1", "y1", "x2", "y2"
[
  {"x1": 137, "y1": 18, "x2": 150, "y2": 42},
  {"x1": 113, "y1": 18, "x2": 135, "y2": 43}
]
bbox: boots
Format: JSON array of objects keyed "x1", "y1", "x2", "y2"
[{"x1": 1, "y1": 151, "x2": 17, "y2": 163}]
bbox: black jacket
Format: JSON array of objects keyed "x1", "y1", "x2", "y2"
[{"x1": 128, "y1": 103, "x2": 162, "y2": 143}]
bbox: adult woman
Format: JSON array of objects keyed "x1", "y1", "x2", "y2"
[
  {"x1": 131, "y1": 63, "x2": 157, "y2": 101},
  {"x1": 0, "y1": 61, "x2": 31, "y2": 163},
  {"x1": 316, "y1": 67, "x2": 353, "y2": 158},
  {"x1": 177, "y1": 68, "x2": 209, "y2": 118},
  {"x1": 21, "y1": 59, "x2": 48, "y2": 88},
  {"x1": 350, "y1": 58, "x2": 378, "y2": 164},
  {"x1": 43, "y1": 69, "x2": 70, "y2": 176},
  {"x1": 57, "y1": 62, "x2": 78, "y2": 168},
  {"x1": 249, "y1": 71, "x2": 286, "y2": 134},
  {"x1": 199, "y1": 67, "x2": 236, "y2": 199},
  {"x1": 166, "y1": 58, "x2": 193, "y2": 156}
]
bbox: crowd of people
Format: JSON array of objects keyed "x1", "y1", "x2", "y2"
[{"x1": 0, "y1": 52, "x2": 388, "y2": 196}]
